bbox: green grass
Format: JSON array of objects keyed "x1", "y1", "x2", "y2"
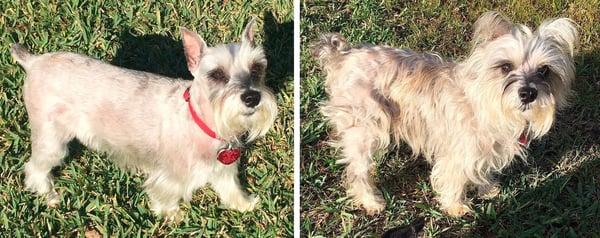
[
  {"x1": 300, "y1": 0, "x2": 600, "y2": 237},
  {"x1": 0, "y1": 0, "x2": 293, "y2": 237}
]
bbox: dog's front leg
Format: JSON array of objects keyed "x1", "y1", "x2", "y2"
[
  {"x1": 430, "y1": 157, "x2": 471, "y2": 217},
  {"x1": 209, "y1": 164, "x2": 259, "y2": 212},
  {"x1": 144, "y1": 172, "x2": 184, "y2": 221}
]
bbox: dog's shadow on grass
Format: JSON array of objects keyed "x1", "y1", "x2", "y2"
[
  {"x1": 111, "y1": 29, "x2": 193, "y2": 80},
  {"x1": 262, "y1": 11, "x2": 294, "y2": 92},
  {"x1": 109, "y1": 11, "x2": 293, "y2": 92}
]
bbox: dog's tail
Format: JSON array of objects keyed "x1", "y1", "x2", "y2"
[
  {"x1": 10, "y1": 43, "x2": 35, "y2": 69},
  {"x1": 311, "y1": 33, "x2": 349, "y2": 66}
]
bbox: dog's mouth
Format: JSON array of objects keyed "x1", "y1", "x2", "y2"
[
  {"x1": 519, "y1": 103, "x2": 532, "y2": 111},
  {"x1": 241, "y1": 108, "x2": 257, "y2": 116}
]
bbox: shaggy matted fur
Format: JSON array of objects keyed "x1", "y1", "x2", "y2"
[
  {"x1": 11, "y1": 19, "x2": 277, "y2": 220},
  {"x1": 312, "y1": 11, "x2": 577, "y2": 216}
]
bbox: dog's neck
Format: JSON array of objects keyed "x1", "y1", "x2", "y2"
[{"x1": 186, "y1": 85, "x2": 221, "y2": 141}]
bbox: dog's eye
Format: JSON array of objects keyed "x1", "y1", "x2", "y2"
[
  {"x1": 208, "y1": 68, "x2": 229, "y2": 83},
  {"x1": 499, "y1": 63, "x2": 513, "y2": 74},
  {"x1": 249, "y1": 63, "x2": 265, "y2": 80},
  {"x1": 536, "y1": 65, "x2": 549, "y2": 78}
]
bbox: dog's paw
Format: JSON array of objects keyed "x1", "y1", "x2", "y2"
[
  {"x1": 363, "y1": 201, "x2": 385, "y2": 215},
  {"x1": 478, "y1": 183, "x2": 501, "y2": 199},
  {"x1": 24, "y1": 169, "x2": 53, "y2": 195},
  {"x1": 46, "y1": 190, "x2": 60, "y2": 207},
  {"x1": 244, "y1": 194, "x2": 261, "y2": 211},
  {"x1": 163, "y1": 208, "x2": 184, "y2": 224},
  {"x1": 228, "y1": 194, "x2": 260, "y2": 212},
  {"x1": 150, "y1": 200, "x2": 182, "y2": 222},
  {"x1": 355, "y1": 193, "x2": 385, "y2": 215},
  {"x1": 444, "y1": 203, "x2": 471, "y2": 217}
]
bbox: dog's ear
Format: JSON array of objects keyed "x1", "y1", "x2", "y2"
[
  {"x1": 472, "y1": 11, "x2": 513, "y2": 47},
  {"x1": 241, "y1": 18, "x2": 256, "y2": 47},
  {"x1": 181, "y1": 27, "x2": 207, "y2": 75},
  {"x1": 537, "y1": 18, "x2": 578, "y2": 57}
]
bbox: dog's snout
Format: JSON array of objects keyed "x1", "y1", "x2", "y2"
[
  {"x1": 518, "y1": 87, "x2": 537, "y2": 103},
  {"x1": 241, "y1": 90, "x2": 261, "y2": 107}
]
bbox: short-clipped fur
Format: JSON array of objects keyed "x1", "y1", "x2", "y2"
[{"x1": 12, "y1": 19, "x2": 277, "y2": 220}]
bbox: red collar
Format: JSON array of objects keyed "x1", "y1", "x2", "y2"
[
  {"x1": 183, "y1": 87, "x2": 241, "y2": 165},
  {"x1": 183, "y1": 87, "x2": 218, "y2": 139}
]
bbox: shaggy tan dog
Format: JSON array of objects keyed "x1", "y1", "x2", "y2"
[{"x1": 313, "y1": 11, "x2": 577, "y2": 216}]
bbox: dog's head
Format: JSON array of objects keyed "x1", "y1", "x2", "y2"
[
  {"x1": 181, "y1": 19, "x2": 277, "y2": 142},
  {"x1": 464, "y1": 11, "x2": 577, "y2": 138}
]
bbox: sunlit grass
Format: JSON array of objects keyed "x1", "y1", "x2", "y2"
[
  {"x1": 0, "y1": 0, "x2": 293, "y2": 236},
  {"x1": 300, "y1": 0, "x2": 599, "y2": 236}
]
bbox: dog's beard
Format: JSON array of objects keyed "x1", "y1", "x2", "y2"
[{"x1": 211, "y1": 86, "x2": 277, "y2": 143}]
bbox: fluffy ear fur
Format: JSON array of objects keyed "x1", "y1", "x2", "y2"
[
  {"x1": 471, "y1": 11, "x2": 513, "y2": 47},
  {"x1": 241, "y1": 18, "x2": 256, "y2": 47},
  {"x1": 537, "y1": 18, "x2": 579, "y2": 57},
  {"x1": 181, "y1": 27, "x2": 207, "y2": 76}
]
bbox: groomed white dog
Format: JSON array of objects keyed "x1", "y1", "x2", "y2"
[{"x1": 11, "y1": 19, "x2": 277, "y2": 220}]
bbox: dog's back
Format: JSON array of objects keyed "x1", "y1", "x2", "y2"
[
  {"x1": 10, "y1": 44, "x2": 190, "y2": 167},
  {"x1": 312, "y1": 34, "x2": 466, "y2": 159}
]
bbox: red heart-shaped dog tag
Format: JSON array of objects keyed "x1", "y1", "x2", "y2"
[{"x1": 217, "y1": 148, "x2": 241, "y2": 165}]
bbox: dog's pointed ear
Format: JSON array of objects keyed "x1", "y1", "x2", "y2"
[
  {"x1": 537, "y1": 18, "x2": 578, "y2": 57},
  {"x1": 472, "y1": 11, "x2": 513, "y2": 47},
  {"x1": 241, "y1": 18, "x2": 256, "y2": 47},
  {"x1": 181, "y1": 27, "x2": 207, "y2": 75}
]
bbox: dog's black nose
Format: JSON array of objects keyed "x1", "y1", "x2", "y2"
[
  {"x1": 241, "y1": 90, "x2": 261, "y2": 107},
  {"x1": 518, "y1": 87, "x2": 537, "y2": 103}
]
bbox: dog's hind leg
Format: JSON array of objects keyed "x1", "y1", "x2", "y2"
[
  {"x1": 24, "y1": 120, "x2": 72, "y2": 207},
  {"x1": 338, "y1": 125, "x2": 388, "y2": 215}
]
